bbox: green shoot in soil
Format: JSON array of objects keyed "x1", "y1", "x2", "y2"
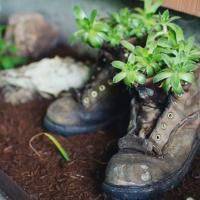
[
  {"x1": 44, "y1": 133, "x2": 70, "y2": 161},
  {"x1": 29, "y1": 132, "x2": 70, "y2": 161}
]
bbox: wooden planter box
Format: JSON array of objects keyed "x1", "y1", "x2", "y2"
[
  {"x1": 0, "y1": 170, "x2": 30, "y2": 200},
  {"x1": 163, "y1": 0, "x2": 200, "y2": 17}
]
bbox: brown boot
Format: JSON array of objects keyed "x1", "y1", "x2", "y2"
[
  {"x1": 43, "y1": 44, "x2": 132, "y2": 137},
  {"x1": 119, "y1": 84, "x2": 167, "y2": 153},
  {"x1": 103, "y1": 69, "x2": 200, "y2": 200}
]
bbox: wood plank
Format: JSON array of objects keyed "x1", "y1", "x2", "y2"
[
  {"x1": 0, "y1": 170, "x2": 31, "y2": 200},
  {"x1": 163, "y1": 0, "x2": 200, "y2": 17}
]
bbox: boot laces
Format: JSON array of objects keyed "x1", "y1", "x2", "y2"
[{"x1": 120, "y1": 87, "x2": 167, "y2": 155}]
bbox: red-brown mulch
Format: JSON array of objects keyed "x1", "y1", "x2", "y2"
[
  {"x1": 0, "y1": 97, "x2": 199, "y2": 200},
  {"x1": 0, "y1": 45, "x2": 199, "y2": 200}
]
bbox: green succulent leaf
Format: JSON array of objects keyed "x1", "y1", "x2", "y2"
[
  {"x1": 74, "y1": 6, "x2": 86, "y2": 19},
  {"x1": 135, "y1": 72, "x2": 146, "y2": 84},
  {"x1": 128, "y1": 53, "x2": 135, "y2": 64},
  {"x1": 121, "y1": 40, "x2": 135, "y2": 52},
  {"x1": 90, "y1": 9, "x2": 97, "y2": 23},
  {"x1": 153, "y1": 70, "x2": 172, "y2": 83},
  {"x1": 112, "y1": 61, "x2": 125, "y2": 69},
  {"x1": 167, "y1": 23, "x2": 184, "y2": 42},
  {"x1": 113, "y1": 72, "x2": 126, "y2": 83},
  {"x1": 179, "y1": 72, "x2": 194, "y2": 83}
]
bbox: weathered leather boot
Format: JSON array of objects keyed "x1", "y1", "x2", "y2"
[
  {"x1": 43, "y1": 47, "x2": 131, "y2": 136},
  {"x1": 103, "y1": 69, "x2": 200, "y2": 200}
]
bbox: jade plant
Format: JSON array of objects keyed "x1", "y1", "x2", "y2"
[
  {"x1": 73, "y1": 0, "x2": 162, "y2": 48},
  {"x1": 112, "y1": 10, "x2": 200, "y2": 95},
  {"x1": 0, "y1": 25, "x2": 26, "y2": 70}
]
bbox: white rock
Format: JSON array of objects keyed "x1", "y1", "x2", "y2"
[{"x1": 0, "y1": 56, "x2": 90, "y2": 104}]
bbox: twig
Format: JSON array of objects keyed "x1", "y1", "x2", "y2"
[{"x1": 29, "y1": 132, "x2": 45, "y2": 159}]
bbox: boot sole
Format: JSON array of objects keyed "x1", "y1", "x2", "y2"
[
  {"x1": 102, "y1": 138, "x2": 200, "y2": 200},
  {"x1": 43, "y1": 113, "x2": 128, "y2": 137}
]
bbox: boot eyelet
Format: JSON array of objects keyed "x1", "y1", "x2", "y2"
[
  {"x1": 167, "y1": 112, "x2": 174, "y2": 119},
  {"x1": 161, "y1": 122, "x2": 167, "y2": 130},
  {"x1": 156, "y1": 134, "x2": 161, "y2": 140},
  {"x1": 91, "y1": 91, "x2": 98, "y2": 98},
  {"x1": 108, "y1": 80, "x2": 113, "y2": 85},
  {"x1": 97, "y1": 67, "x2": 101, "y2": 71},
  {"x1": 83, "y1": 97, "x2": 89, "y2": 106},
  {"x1": 99, "y1": 85, "x2": 106, "y2": 91}
]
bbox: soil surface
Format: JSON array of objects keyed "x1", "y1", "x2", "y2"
[{"x1": 0, "y1": 46, "x2": 199, "y2": 200}]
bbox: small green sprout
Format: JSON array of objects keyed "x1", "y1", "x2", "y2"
[
  {"x1": 29, "y1": 132, "x2": 70, "y2": 161},
  {"x1": 44, "y1": 133, "x2": 70, "y2": 161},
  {"x1": 156, "y1": 10, "x2": 184, "y2": 42}
]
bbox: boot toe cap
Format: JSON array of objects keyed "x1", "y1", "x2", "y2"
[
  {"x1": 46, "y1": 96, "x2": 80, "y2": 126},
  {"x1": 105, "y1": 152, "x2": 170, "y2": 187}
]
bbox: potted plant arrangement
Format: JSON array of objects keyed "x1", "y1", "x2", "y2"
[
  {"x1": 67, "y1": 0, "x2": 200, "y2": 199},
  {"x1": 103, "y1": 30, "x2": 200, "y2": 198},
  {"x1": 41, "y1": 0, "x2": 200, "y2": 199},
  {"x1": 0, "y1": 0, "x2": 199, "y2": 199},
  {"x1": 43, "y1": 0, "x2": 162, "y2": 136}
]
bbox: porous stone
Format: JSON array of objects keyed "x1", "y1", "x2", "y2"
[
  {"x1": 5, "y1": 13, "x2": 60, "y2": 58},
  {"x1": 0, "y1": 56, "x2": 90, "y2": 105}
]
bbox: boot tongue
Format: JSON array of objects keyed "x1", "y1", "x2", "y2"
[
  {"x1": 119, "y1": 85, "x2": 168, "y2": 153},
  {"x1": 136, "y1": 85, "x2": 168, "y2": 138}
]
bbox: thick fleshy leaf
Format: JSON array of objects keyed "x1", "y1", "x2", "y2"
[
  {"x1": 168, "y1": 23, "x2": 184, "y2": 42},
  {"x1": 136, "y1": 72, "x2": 146, "y2": 84},
  {"x1": 96, "y1": 32, "x2": 107, "y2": 41},
  {"x1": 162, "y1": 10, "x2": 170, "y2": 21},
  {"x1": 76, "y1": 18, "x2": 89, "y2": 28},
  {"x1": 162, "y1": 79, "x2": 171, "y2": 93},
  {"x1": 111, "y1": 61, "x2": 125, "y2": 69},
  {"x1": 113, "y1": 72, "x2": 126, "y2": 83},
  {"x1": 169, "y1": 16, "x2": 181, "y2": 22},
  {"x1": 179, "y1": 73, "x2": 194, "y2": 83},
  {"x1": 94, "y1": 22, "x2": 109, "y2": 32},
  {"x1": 172, "y1": 80, "x2": 184, "y2": 94},
  {"x1": 126, "y1": 71, "x2": 136, "y2": 83},
  {"x1": 161, "y1": 54, "x2": 172, "y2": 68},
  {"x1": 153, "y1": 70, "x2": 172, "y2": 83},
  {"x1": 170, "y1": 75, "x2": 184, "y2": 94},
  {"x1": 74, "y1": 6, "x2": 86, "y2": 19},
  {"x1": 90, "y1": 9, "x2": 97, "y2": 23},
  {"x1": 88, "y1": 34, "x2": 103, "y2": 48},
  {"x1": 150, "y1": 0, "x2": 162, "y2": 13},
  {"x1": 128, "y1": 53, "x2": 135, "y2": 64},
  {"x1": 121, "y1": 40, "x2": 135, "y2": 52}
]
